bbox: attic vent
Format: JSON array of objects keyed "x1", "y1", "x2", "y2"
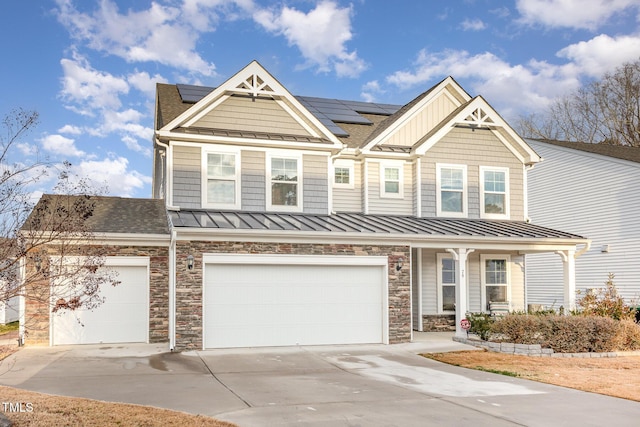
[
  {"x1": 464, "y1": 108, "x2": 495, "y2": 126},
  {"x1": 235, "y1": 74, "x2": 275, "y2": 97}
]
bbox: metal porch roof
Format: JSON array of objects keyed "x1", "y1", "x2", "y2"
[{"x1": 169, "y1": 210, "x2": 584, "y2": 240}]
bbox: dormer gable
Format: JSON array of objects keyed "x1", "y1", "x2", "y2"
[
  {"x1": 413, "y1": 96, "x2": 541, "y2": 165},
  {"x1": 158, "y1": 60, "x2": 343, "y2": 149}
]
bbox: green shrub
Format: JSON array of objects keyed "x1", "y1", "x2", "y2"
[{"x1": 466, "y1": 312, "x2": 494, "y2": 340}]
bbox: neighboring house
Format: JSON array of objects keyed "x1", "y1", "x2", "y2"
[
  {"x1": 526, "y1": 139, "x2": 640, "y2": 308},
  {"x1": 0, "y1": 298, "x2": 19, "y2": 325},
  {"x1": 23, "y1": 61, "x2": 588, "y2": 350}
]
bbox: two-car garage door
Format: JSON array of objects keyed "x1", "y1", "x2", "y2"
[{"x1": 203, "y1": 255, "x2": 388, "y2": 349}]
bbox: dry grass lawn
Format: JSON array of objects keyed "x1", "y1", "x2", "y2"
[{"x1": 425, "y1": 350, "x2": 640, "y2": 402}]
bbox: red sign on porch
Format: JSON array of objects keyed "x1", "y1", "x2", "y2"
[{"x1": 460, "y1": 319, "x2": 471, "y2": 331}]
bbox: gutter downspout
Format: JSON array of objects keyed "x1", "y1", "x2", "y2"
[
  {"x1": 169, "y1": 229, "x2": 176, "y2": 351},
  {"x1": 155, "y1": 138, "x2": 170, "y2": 202},
  {"x1": 575, "y1": 241, "x2": 592, "y2": 258}
]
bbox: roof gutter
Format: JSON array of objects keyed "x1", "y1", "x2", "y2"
[{"x1": 168, "y1": 229, "x2": 176, "y2": 351}]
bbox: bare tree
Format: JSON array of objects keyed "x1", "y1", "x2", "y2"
[
  {"x1": 517, "y1": 58, "x2": 640, "y2": 146},
  {"x1": 0, "y1": 109, "x2": 118, "y2": 336}
]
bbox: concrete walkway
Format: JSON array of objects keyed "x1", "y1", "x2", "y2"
[{"x1": 1, "y1": 333, "x2": 640, "y2": 426}]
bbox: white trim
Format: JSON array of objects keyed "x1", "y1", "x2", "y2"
[
  {"x1": 436, "y1": 253, "x2": 456, "y2": 314},
  {"x1": 415, "y1": 158, "x2": 422, "y2": 217},
  {"x1": 266, "y1": 152, "x2": 303, "y2": 212},
  {"x1": 333, "y1": 159, "x2": 355, "y2": 189},
  {"x1": 276, "y1": 99, "x2": 321, "y2": 138},
  {"x1": 183, "y1": 95, "x2": 230, "y2": 127},
  {"x1": 416, "y1": 248, "x2": 423, "y2": 331},
  {"x1": 167, "y1": 143, "x2": 174, "y2": 207},
  {"x1": 379, "y1": 161, "x2": 405, "y2": 199},
  {"x1": 436, "y1": 163, "x2": 468, "y2": 218},
  {"x1": 479, "y1": 166, "x2": 510, "y2": 219},
  {"x1": 480, "y1": 254, "x2": 511, "y2": 313},
  {"x1": 364, "y1": 159, "x2": 370, "y2": 214},
  {"x1": 201, "y1": 254, "x2": 389, "y2": 349},
  {"x1": 201, "y1": 146, "x2": 241, "y2": 210}
]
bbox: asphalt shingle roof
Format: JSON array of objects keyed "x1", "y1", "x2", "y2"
[{"x1": 531, "y1": 139, "x2": 640, "y2": 163}]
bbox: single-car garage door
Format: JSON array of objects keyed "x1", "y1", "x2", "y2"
[
  {"x1": 51, "y1": 259, "x2": 149, "y2": 345},
  {"x1": 203, "y1": 255, "x2": 387, "y2": 349}
]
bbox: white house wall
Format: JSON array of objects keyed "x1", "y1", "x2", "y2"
[
  {"x1": 332, "y1": 161, "x2": 363, "y2": 213},
  {"x1": 527, "y1": 140, "x2": 640, "y2": 304}
]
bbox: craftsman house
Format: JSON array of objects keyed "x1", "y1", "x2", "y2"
[{"x1": 24, "y1": 61, "x2": 588, "y2": 350}]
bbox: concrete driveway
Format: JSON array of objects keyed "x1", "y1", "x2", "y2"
[{"x1": 1, "y1": 335, "x2": 640, "y2": 426}]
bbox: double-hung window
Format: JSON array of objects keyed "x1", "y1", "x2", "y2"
[
  {"x1": 268, "y1": 154, "x2": 302, "y2": 211},
  {"x1": 481, "y1": 255, "x2": 510, "y2": 311},
  {"x1": 204, "y1": 151, "x2": 239, "y2": 209},
  {"x1": 380, "y1": 163, "x2": 403, "y2": 198},
  {"x1": 480, "y1": 166, "x2": 509, "y2": 218},
  {"x1": 333, "y1": 160, "x2": 354, "y2": 189},
  {"x1": 437, "y1": 164, "x2": 467, "y2": 217},
  {"x1": 437, "y1": 254, "x2": 457, "y2": 313}
]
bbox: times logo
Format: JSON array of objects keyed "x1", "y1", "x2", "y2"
[{"x1": 2, "y1": 402, "x2": 34, "y2": 413}]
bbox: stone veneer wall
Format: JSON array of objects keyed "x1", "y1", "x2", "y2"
[
  {"x1": 422, "y1": 314, "x2": 456, "y2": 331},
  {"x1": 25, "y1": 245, "x2": 169, "y2": 345},
  {"x1": 174, "y1": 241, "x2": 411, "y2": 351}
]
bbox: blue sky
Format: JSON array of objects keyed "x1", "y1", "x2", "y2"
[{"x1": 2, "y1": 0, "x2": 639, "y2": 199}]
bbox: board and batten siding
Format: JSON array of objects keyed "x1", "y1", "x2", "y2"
[
  {"x1": 366, "y1": 161, "x2": 414, "y2": 215},
  {"x1": 526, "y1": 140, "x2": 640, "y2": 306},
  {"x1": 303, "y1": 154, "x2": 329, "y2": 214},
  {"x1": 193, "y1": 95, "x2": 311, "y2": 137},
  {"x1": 421, "y1": 127, "x2": 524, "y2": 220},
  {"x1": 332, "y1": 161, "x2": 362, "y2": 213},
  {"x1": 172, "y1": 145, "x2": 201, "y2": 209},
  {"x1": 241, "y1": 150, "x2": 266, "y2": 211},
  {"x1": 385, "y1": 93, "x2": 457, "y2": 147}
]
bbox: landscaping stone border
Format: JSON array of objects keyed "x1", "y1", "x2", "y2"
[{"x1": 453, "y1": 336, "x2": 640, "y2": 358}]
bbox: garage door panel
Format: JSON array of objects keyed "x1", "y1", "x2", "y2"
[
  {"x1": 52, "y1": 264, "x2": 148, "y2": 345},
  {"x1": 204, "y1": 261, "x2": 385, "y2": 348}
]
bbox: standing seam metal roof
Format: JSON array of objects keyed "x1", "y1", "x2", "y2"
[{"x1": 169, "y1": 210, "x2": 585, "y2": 240}]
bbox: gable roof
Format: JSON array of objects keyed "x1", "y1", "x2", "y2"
[
  {"x1": 23, "y1": 195, "x2": 170, "y2": 235},
  {"x1": 530, "y1": 139, "x2": 640, "y2": 164}
]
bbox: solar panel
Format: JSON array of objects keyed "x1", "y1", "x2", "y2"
[{"x1": 176, "y1": 84, "x2": 215, "y2": 103}]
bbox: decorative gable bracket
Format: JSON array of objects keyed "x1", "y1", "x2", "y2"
[
  {"x1": 462, "y1": 107, "x2": 495, "y2": 127},
  {"x1": 234, "y1": 73, "x2": 277, "y2": 98}
]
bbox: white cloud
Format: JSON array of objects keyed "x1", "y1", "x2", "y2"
[
  {"x1": 58, "y1": 124, "x2": 83, "y2": 135},
  {"x1": 516, "y1": 0, "x2": 639, "y2": 30},
  {"x1": 253, "y1": 1, "x2": 367, "y2": 77},
  {"x1": 361, "y1": 80, "x2": 384, "y2": 102},
  {"x1": 60, "y1": 50, "x2": 129, "y2": 113},
  {"x1": 386, "y1": 49, "x2": 581, "y2": 118},
  {"x1": 72, "y1": 157, "x2": 151, "y2": 197},
  {"x1": 557, "y1": 34, "x2": 640, "y2": 77},
  {"x1": 40, "y1": 134, "x2": 86, "y2": 157},
  {"x1": 55, "y1": 0, "x2": 216, "y2": 76},
  {"x1": 460, "y1": 18, "x2": 487, "y2": 31},
  {"x1": 128, "y1": 71, "x2": 167, "y2": 98}
]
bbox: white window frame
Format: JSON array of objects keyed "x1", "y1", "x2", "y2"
[
  {"x1": 436, "y1": 253, "x2": 470, "y2": 314},
  {"x1": 480, "y1": 254, "x2": 511, "y2": 312},
  {"x1": 379, "y1": 162, "x2": 404, "y2": 199},
  {"x1": 202, "y1": 147, "x2": 241, "y2": 210},
  {"x1": 480, "y1": 166, "x2": 510, "y2": 219},
  {"x1": 436, "y1": 163, "x2": 467, "y2": 217},
  {"x1": 266, "y1": 152, "x2": 303, "y2": 212},
  {"x1": 333, "y1": 159, "x2": 354, "y2": 189}
]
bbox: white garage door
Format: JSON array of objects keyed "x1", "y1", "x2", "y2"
[
  {"x1": 52, "y1": 262, "x2": 149, "y2": 345},
  {"x1": 203, "y1": 255, "x2": 387, "y2": 349}
]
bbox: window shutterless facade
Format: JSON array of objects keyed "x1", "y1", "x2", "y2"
[
  {"x1": 437, "y1": 254, "x2": 456, "y2": 313},
  {"x1": 480, "y1": 166, "x2": 509, "y2": 218},
  {"x1": 380, "y1": 162, "x2": 404, "y2": 198},
  {"x1": 481, "y1": 255, "x2": 510, "y2": 311},
  {"x1": 436, "y1": 164, "x2": 467, "y2": 217},
  {"x1": 333, "y1": 159, "x2": 354, "y2": 189},
  {"x1": 267, "y1": 154, "x2": 302, "y2": 212},
  {"x1": 203, "y1": 149, "x2": 240, "y2": 209}
]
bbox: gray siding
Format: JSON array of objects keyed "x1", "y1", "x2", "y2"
[
  {"x1": 303, "y1": 154, "x2": 329, "y2": 214},
  {"x1": 173, "y1": 145, "x2": 201, "y2": 209},
  {"x1": 241, "y1": 150, "x2": 266, "y2": 211},
  {"x1": 332, "y1": 161, "x2": 363, "y2": 213},
  {"x1": 526, "y1": 140, "x2": 640, "y2": 306},
  {"x1": 367, "y1": 161, "x2": 414, "y2": 215},
  {"x1": 421, "y1": 127, "x2": 524, "y2": 220}
]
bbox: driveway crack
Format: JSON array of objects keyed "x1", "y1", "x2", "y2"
[{"x1": 196, "y1": 352, "x2": 252, "y2": 408}]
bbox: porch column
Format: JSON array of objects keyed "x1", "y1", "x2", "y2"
[
  {"x1": 447, "y1": 248, "x2": 474, "y2": 338},
  {"x1": 556, "y1": 249, "x2": 576, "y2": 313}
]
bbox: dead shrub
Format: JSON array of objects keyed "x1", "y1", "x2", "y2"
[
  {"x1": 490, "y1": 314, "x2": 546, "y2": 344},
  {"x1": 614, "y1": 319, "x2": 640, "y2": 350},
  {"x1": 543, "y1": 316, "x2": 618, "y2": 353}
]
